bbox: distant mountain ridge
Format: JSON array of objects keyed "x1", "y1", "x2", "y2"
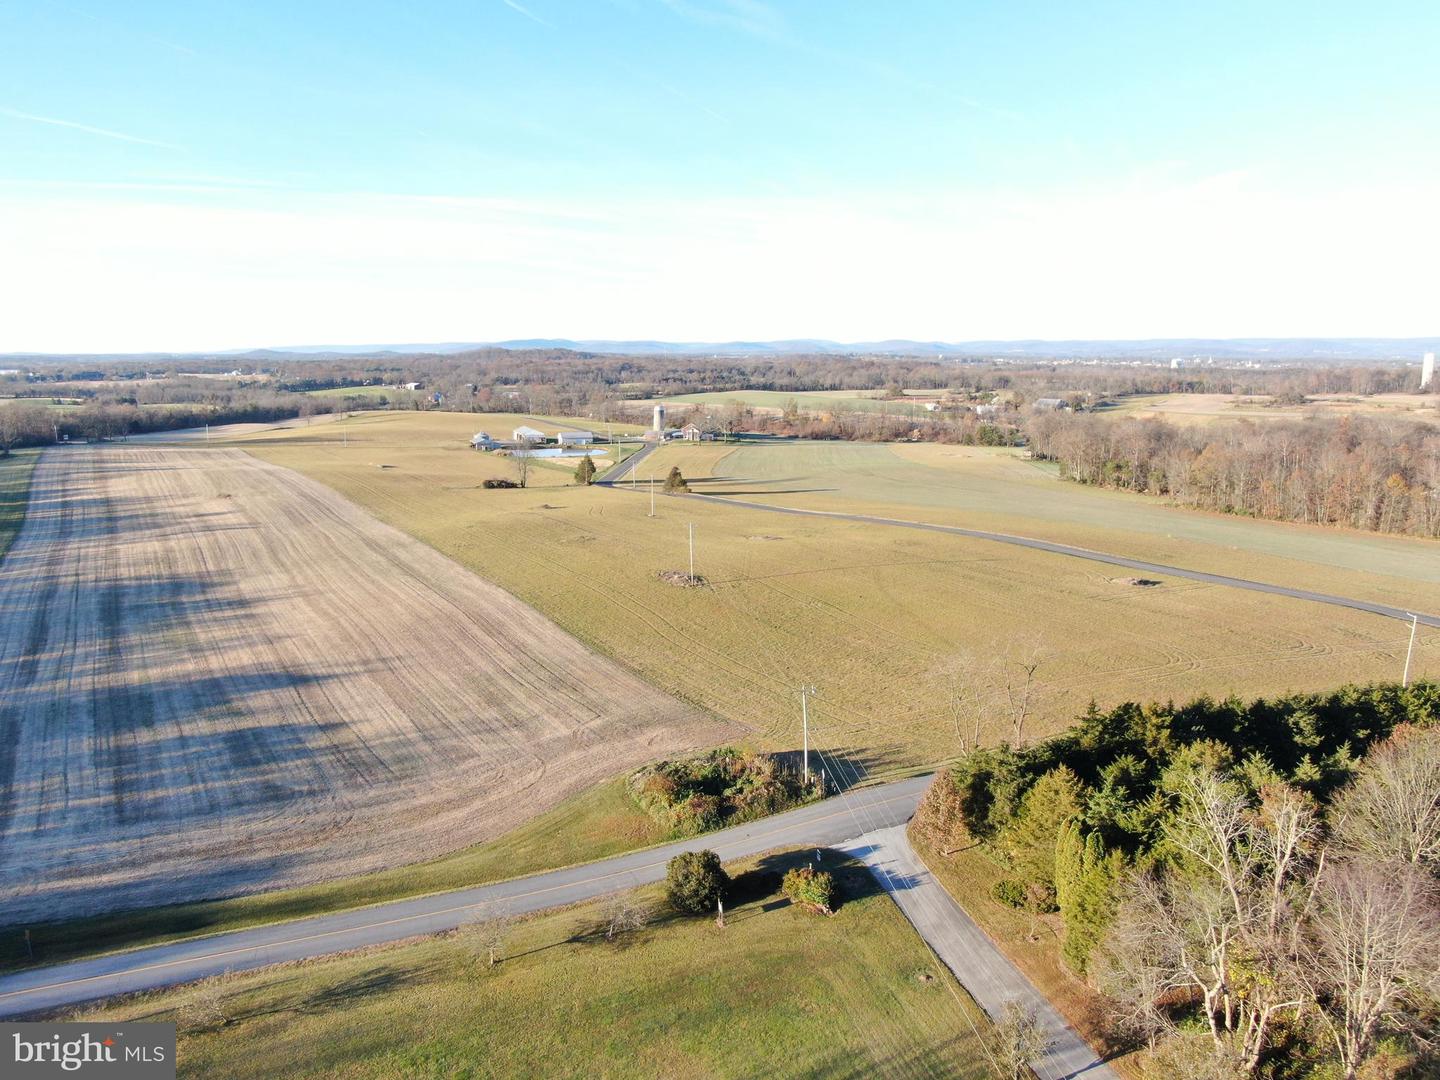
[
  {"x1": 6, "y1": 337, "x2": 1437, "y2": 362},
  {"x1": 246, "y1": 337, "x2": 1440, "y2": 360}
]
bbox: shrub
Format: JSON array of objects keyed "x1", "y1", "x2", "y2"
[
  {"x1": 482, "y1": 478, "x2": 519, "y2": 489},
  {"x1": 991, "y1": 878, "x2": 1027, "y2": 909},
  {"x1": 666, "y1": 850, "x2": 729, "y2": 914},
  {"x1": 629, "y1": 747, "x2": 822, "y2": 835},
  {"x1": 663, "y1": 466, "x2": 689, "y2": 493},
  {"x1": 782, "y1": 866, "x2": 837, "y2": 914}
]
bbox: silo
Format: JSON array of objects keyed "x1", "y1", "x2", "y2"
[
  {"x1": 1423, "y1": 352, "x2": 1436, "y2": 390},
  {"x1": 653, "y1": 403, "x2": 666, "y2": 432}
]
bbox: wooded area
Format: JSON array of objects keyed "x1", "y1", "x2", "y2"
[
  {"x1": 913, "y1": 681, "x2": 1440, "y2": 1079},
  {"x1": 1027, "y1": 412, "x2": 1440, "y2": 537}
]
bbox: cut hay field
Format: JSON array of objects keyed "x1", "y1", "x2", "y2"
[
  {"x1": 1098, "y1": 391, "x2": 1438, "y2": 425},
  {"x1": 242, "y1": 415, "x2": 1435, "y2": 780},
  {"x1": 74, "y1": 849, "x2": 991, "y2": 1080},
  {"x1": 649, "y1": 439, "x2": 1440, "y2": 605},
  {"x1": 0, "y1": 444, "x2": 729, "y2": 924}
]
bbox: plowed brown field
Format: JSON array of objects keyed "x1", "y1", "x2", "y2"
[{"x1": 0, "y1": 446, "x2": 730, "y2": 922}]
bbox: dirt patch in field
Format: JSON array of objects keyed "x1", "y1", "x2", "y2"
[
  {"x1": 657, "y1": 569, "x2": 707, "y2": 587},
  {"x1": 0, "y1": 447, "x2": 733, "y2": 922},
  {"x1": 746, "y1": 535, "x2": 784, "y2": 541},
  {"x1": 1115, "y1": 577, "x2": 1163, "y2": 587}
]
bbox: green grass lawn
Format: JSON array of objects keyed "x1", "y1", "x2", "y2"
[
  {"x1": 1, "y1": 778, "x2": 671, "y2": 973},
  {"x1": 0, "y1": 448, "x2": 39, "y2": 561},
  {"x1": 78, "y1": 850, "x2": 992, "y2": 1080}
]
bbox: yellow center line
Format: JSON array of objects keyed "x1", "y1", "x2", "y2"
[{"x1": 0, "y1": 791, "x2": 916, "y2": 1002}]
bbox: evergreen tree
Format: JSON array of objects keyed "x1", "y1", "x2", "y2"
[
  {"x1": 1055, "y1": 820, "x2": 1125, "y2": 974},
  {"x1": 573, "y1": 455, "x2": 596, "y2": 485},
  {"x1": 1001, "y1": 765, "x2": 1084, "y2": 900},
  {"x1": 663, "y1": 465, "x2": 689, "y2": 493}
]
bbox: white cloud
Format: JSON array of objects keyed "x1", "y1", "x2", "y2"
[
  {"x1": 1, "y1": 175, "x2": 1436, "y2": 352},
  {"x1": 0, "y1": 106, "x2": 178, "y2": 149}
]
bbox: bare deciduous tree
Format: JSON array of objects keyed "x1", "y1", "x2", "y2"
[
  {"x1": 998, "y1": 636, "x2": 1047, "y2": 748},
  {"x1": 1331, "y1": 727, "x2": 1440, "y2": 868},
  {"x1": 0, "y1": 403, "x2": 47, "y2": 456},
  {"x1": 601, "y1": 893, "x2": 650, "y2": 943},
  {"x1": 1301, "y1": 861, "x2": 1440, "y2": 1080},
  {"x1": 512, "y1": 448, "x2": 531, "y2": 489},
  {"x1": 176, "y1": 969, "x2": 238, "y2": 1033},
  {"x1": 1103, "y1": 772, "x2": 1318, "y2": 1072},
  {"x1": 987, "y1": 999, "x2": 1052, "y2": 1080},
  {"x1": 463, "y1": 903, "x2": 516, "y2": 970}
]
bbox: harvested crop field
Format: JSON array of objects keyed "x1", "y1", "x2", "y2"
[{"x1": 0, "y1": 446, "x2": 730, "y2": 923}]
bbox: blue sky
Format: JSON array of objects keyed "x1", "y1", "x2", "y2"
[{"x1": 2, "y1": 1, "x2": 1437, "y2": 351}]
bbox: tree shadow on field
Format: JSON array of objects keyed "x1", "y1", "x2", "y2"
[{"x1": 728, "y1": 849, "x2": 883, "y2": 917}]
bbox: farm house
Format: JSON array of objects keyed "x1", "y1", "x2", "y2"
[{"x1": 470, "y1": 432, "x2": 496, "y2": 449}]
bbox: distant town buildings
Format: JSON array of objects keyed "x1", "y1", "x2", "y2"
[{"x1": 1170, "y1": 357, "x2": 1184, "y2": 369}]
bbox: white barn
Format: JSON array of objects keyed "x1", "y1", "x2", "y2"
[
  {"x1": 557, "y1": 430, "x2": 595, "y2": 445},
  {"x1": 512, "y1": 425, "x2": 546, "y2": 442}
]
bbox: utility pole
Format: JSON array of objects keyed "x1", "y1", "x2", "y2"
[
  {"x1": 688, "y1": 522, "x2": 695, "y2": 583},
  {"x1": 1403, "y1": 613, "x2": 1419, "y2": 687},
  {"x1": 205, "y1": 423, "x2": 210, "y2": 444},
  {"x1": 799, "y1": 685, "x2": 817, "y2": 782},
  {"x1": 649, "y1": 472, "x2": 656, "y2": 517}
]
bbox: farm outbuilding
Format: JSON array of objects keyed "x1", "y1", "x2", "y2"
[
  {"x1": 512, "y1": 425, "x2": 547, "y2": 442},
  {"x1": 471, "y1": 432, "x2": 497, "y2": 449},
  {"x1": 557, "y1": 430, "x2": 595, "y2": 445},
  {"x1": 679, "y1": 424, "x2": 714, "y2": 441}
]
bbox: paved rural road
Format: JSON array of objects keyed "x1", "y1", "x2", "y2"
[
  {"x1": 682, "y1": 494, "x2": 1440, "y2": 629},
  {"x1": 596, "y1": 439, "x2": 661, "y2": 484},
  {"x1": 843, "y1": 827, "x2": 1118, "y2": 1080},
  {"x1": 0, "y1": 776, "x2": 930, "y2": 1017}
]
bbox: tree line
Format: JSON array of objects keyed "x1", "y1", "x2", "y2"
[
  {"x1": 1027, "y1": 411, "x2": 1440, "y2": 537},
  {"x1": 912, "y1": 681, "x2": 1440, "y2": 1079}
]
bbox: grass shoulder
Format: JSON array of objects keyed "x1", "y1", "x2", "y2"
[
  {"x1": 0, "y1": 776, "x2": 670, "y2": 974},
  {"x1": 75, "y1": 849, "x2": 991, "y2": 1080},
  {"x1": 0, "y1": 448, "x2": 39, "y2": 560}
]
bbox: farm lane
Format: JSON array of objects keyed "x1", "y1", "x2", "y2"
[
  {"x1": 674, "y1": 492, "x2": 1440, "y2": 628},
  {"x1": 0, "y1": 776, "x2": 931, "y2": 1017},
  {"x1": 0, "y1": 446, "x2": 731, "y2": 924},
  {"x1": 842, "y1": 827, "x2": 1118, "y2": 1080}
]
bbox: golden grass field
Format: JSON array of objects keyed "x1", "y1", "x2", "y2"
[
  {"x1": 75, "y1": 849, "x2": 991, "y2": 1080},
  {"x1": 239, "y1": 414, "x2": 1436, "y2": 779},
  {"x1": 1097, "y1": 390, "x2": 1438, "y2": 425}
]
